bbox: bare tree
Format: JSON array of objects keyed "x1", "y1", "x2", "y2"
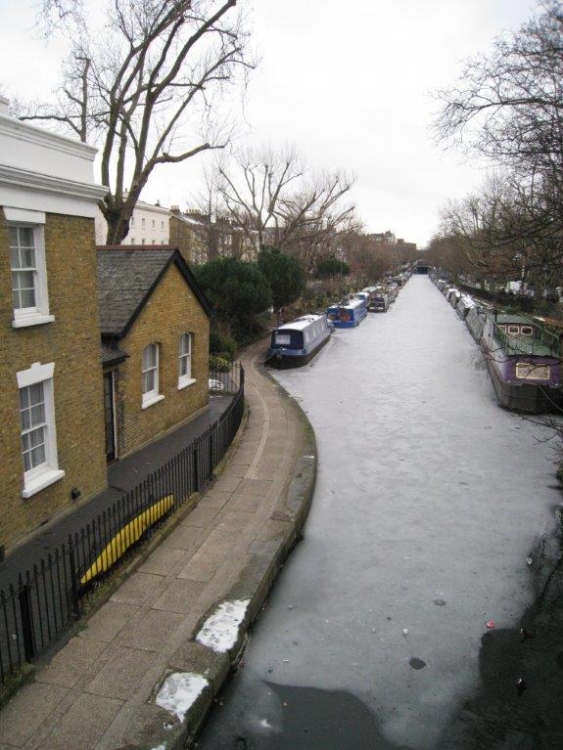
[
  {"x1": 435, "y1": 1, "x2": 563, "y2": 171},
  {"x1": 211, "y1": 146, "x2": 358, "y2": 265},
  {"x1": 213, "y1": 145, "x2": 304, "y2": 252},
  {"x1": 21, "y1": 0, "x2": 252, "y2": 243},
  {"x1": 439, "y1": 174, "x2": 563, "y2": 295}
]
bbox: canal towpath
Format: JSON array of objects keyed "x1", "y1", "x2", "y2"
[{"x1": 0, "y1": 339, "x2": 316, "y2": 750}]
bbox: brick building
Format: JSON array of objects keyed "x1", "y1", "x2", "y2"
[
  {"x1": 97, "y1": 248, "x2": 211, "y2": 459},
  {"x1": 0, "y1": 97, "x2": 108, "y2": 552}
]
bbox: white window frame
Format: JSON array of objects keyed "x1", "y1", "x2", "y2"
[
  {"x1": 17, "y1": 362, "x2": 65, "y2": 498},
  {"x1": 178, "y1": 333, "x2": 195, "y2": 389},
  {"x1": 142, "y1": 343, "x2": 164, "y2": 408},
  {"x1": 7, "y1": 208, "x2": 54, "y2": 329}
]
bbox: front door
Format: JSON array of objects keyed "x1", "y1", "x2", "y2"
[{"x1": 103, "y1": 371, "x2": 116, "y2": 462}]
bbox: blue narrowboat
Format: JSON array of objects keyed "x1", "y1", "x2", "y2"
[
  {"x1": 266, "y1": 313, "x2": 332, "y2": 368},
  {"x1": 480, "y1": 312, "x2": 562, "y2": 413},
  {"x1": 326, "y1": 298, "x2": 368, "y2": 328}
]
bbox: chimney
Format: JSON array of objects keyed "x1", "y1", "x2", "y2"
[{"x1": 0, "y1": 96, "x2": 10, "y2": 117}]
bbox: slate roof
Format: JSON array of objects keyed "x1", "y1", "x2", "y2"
[
  {"x1": 101, "y1": 343, "x2": 128, "y2": 366},
  {"x1": 97, "y1": 248, "x2": 211, "y2": 338}
]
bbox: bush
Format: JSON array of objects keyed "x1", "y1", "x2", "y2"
[
  {"x1": 209, "y1": 327, "x2": 238, "y2": 359},
  {"x1": 209, "y1": 355, "x2": 232, "y2": 372}
]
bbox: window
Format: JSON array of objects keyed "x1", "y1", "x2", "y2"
[
  {"x1": 142, "y1": 343, "x2": 164, "y2": 408},
  {"x1": 516, "y1": 362, "x2": 550, "y2": 381},
  {"x1": 17, "y1": 362, "x2": 64, "y2": 497},
  {"x1": 7, "y1": 210, "x2": 54, "y2": 328},
  {"x1": 141, "y1": 218, "x2": 146, "y2": 228},
  {"x1": 178, "y1": 333, "x2": 195, "y2": 388},
  {"x1": 152, "y1": 219, "x2": 155, "y2": 228},
  {"x1": 131, "y1": 217, "x2": 135, "y2": 227}
]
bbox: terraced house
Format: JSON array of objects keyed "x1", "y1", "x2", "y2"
[
  {"x1": 96, "y1": 247, "x2": 211, "y2": 460},
  {"x1": 0, "y1": 96, "x2": 108, "y2": 553},
  {"x1": 0, "y1": 99, "x2": 212, "y2": 554}
]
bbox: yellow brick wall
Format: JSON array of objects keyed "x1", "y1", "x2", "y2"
[
  {"x1": 0, "y1": 210, "x2": 108, "y2": 552},
  {"x1": 169, "y1": 216, "x2": 208, "y2": 266},
  {"x1": 116, "y1": 262, "x2": 210, "y2": 457}
]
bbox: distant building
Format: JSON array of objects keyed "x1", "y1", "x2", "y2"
[{"x1": 95, "y1": 199, "x2": 170, "y2": 246}]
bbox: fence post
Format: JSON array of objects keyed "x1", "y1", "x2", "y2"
[
  {"x1": 67, "y1": 538, "x2": 81, "y2": 621},
  {"x1": 193, "y1": 446, "x2": 199, "y2": 493},
  {"x1": 18, "y1": 578, "x2": 35, "y2": 663}
]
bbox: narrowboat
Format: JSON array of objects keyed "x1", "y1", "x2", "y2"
[
  {"x1": 465, "y1": 304, "x2": 488, "y2": 343},
  {"x1": 480, "y1": 312, "x2": 562, "y2": 413},
  {"x1": 456, "y1": 294, "x2": 476, "y2": 320},
  {"x1": 266, "y1": 313, "x2": 332, "y2": 368},
  {"x1": 368, "y1": 292, "x2": 390, "y2": 312},
  {"x1": 352, "y1": 291, "x2": 370, "y2": 307},
  {"x1": 326, "y1": 298, "x2": 368, "y2": 328}
]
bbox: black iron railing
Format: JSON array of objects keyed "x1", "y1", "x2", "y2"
[{"x1": 0, "y1": 363, "x2": 244, "y2": 686}]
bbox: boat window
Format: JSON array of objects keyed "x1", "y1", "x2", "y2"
[
  {"x1": 520, "y1": 326, "x2": 534, "y2": 336},
  {"x1": 498, "y1": 325, "x2": 507, "y2": 333},
  {"x1": 275, "y1": 334, "x2": 291, "y2": 346},
  {"x1": 507, "y1": 325, "x2": 520, "y2": 335},
  {"x1": 515, "y1": 362, "x2": 550, "y2": 381}
]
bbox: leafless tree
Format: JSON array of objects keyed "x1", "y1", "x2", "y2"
[
  {"x1": 211, "y1": 145, "x2": 358, "y2": 266},
  {"x1": 439, "y1": 173, "x2": 563, "y2": 295},
  {"x1": 20, "y1": 0, "x2": 253, "y2": 243}
]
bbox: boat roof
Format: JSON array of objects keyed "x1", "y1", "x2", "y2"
[
  {"x1": 494, "y1": 313, "x2": 537, "y2": 325},
  {"x1": 340, "y1": 298, "x2": 365, "y2": 310},
  {"x1": 276, "y1": 314, "x2": 325, "y2": 332},
  {"x1": 503, "y1": 337, "x2": 555, "y2": 357}
]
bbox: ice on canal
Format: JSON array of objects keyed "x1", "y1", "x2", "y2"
[{"x1": 218, "y1": 277, "x2": 562, "y2": 749}]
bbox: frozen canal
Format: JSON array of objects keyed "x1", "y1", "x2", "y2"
[{"x1": 197, "y1": 276, "x2": 562, "y2": 749}]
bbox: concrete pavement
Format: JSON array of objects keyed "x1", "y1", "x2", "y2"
[{"x1": 0, "y1": 339, "x2": 317, "y2": 750}]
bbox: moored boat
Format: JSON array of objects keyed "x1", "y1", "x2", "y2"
[
  {"x1": 266, "y1": 313, "x2": 332, "y2": 368},
  {"x1": 480, "y1": 312, "x2": 562, "y2": 413},
  {"x1": 326, "y1": 297, "x2": 368, "y2": 328}
]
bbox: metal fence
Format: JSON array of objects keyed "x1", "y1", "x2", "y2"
[{"x1": 0, "y1": 363, "x2": 244, "y2": 686}]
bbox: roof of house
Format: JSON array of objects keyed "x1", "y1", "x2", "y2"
[
  {"x1": 97, "y1": 247, "x2": 212, "y2": 338},
  {"x1": 101, "y1": 343, "x2": 128, "y2": 366}
]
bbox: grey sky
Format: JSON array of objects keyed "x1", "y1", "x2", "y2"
[{"x1": 0, "y1": 0, "x2": 538, "y2": 247}]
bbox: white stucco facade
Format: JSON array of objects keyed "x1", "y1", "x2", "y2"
[
  {"x1": 95, "y1": 200, "x2": 171, "y2": 246},
  {"x1": 0, "y1": 97, "x2": 107, "y2": 216}
]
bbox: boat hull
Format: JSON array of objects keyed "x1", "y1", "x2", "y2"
[
  {"x1": 483, "y1": 353, "x2": 562, "y2": 413},
  {"x1": 268, "y1": 333, "x2": 330, "y2": 369}
]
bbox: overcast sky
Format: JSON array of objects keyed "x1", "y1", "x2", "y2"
[{"x1": 0, "y1": 0, "x2": 539, "y2": 247}]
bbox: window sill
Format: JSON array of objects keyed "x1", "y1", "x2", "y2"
[
  {"x1": 12, "y1": 313, "x2": 55, "y2": 329},
  {"x1": 178, "y1": 377, "x2": 196, "y2": 391},
  {"x1": 22, "y1": 468, "x2": 65, "y2": 498},
  {"x1": 142, "y1": 393, "x2": 165, "y2": 410}
]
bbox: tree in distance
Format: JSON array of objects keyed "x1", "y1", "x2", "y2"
[
  {"x1": 257, "y1": 246, "x2": 306, "y2": 312},
  {"x1": 194, "y1": 256, "x2": 272, "y2": 343}
]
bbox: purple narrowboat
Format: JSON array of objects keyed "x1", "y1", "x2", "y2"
[{"x1": 480, "y1": 312, "x2": 562, "y2": 413}]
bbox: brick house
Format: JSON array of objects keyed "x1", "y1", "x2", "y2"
[
  {"x1": 0, "y1": 97, "x2": 108, "y2": 552},
  {"x1": 97, "y1": 247, "x2": 211, "y2": 459}
]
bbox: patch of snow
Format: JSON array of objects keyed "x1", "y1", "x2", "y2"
[
  {"x1": 208, "y1": 378, "x2": 225, "y2": 390},
  {"x1": 196, "y1": 599, "x2": 250, "y2": 653},
  {"x1": 156, "y1": 672, "x2": 209, "y2": 722}
]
